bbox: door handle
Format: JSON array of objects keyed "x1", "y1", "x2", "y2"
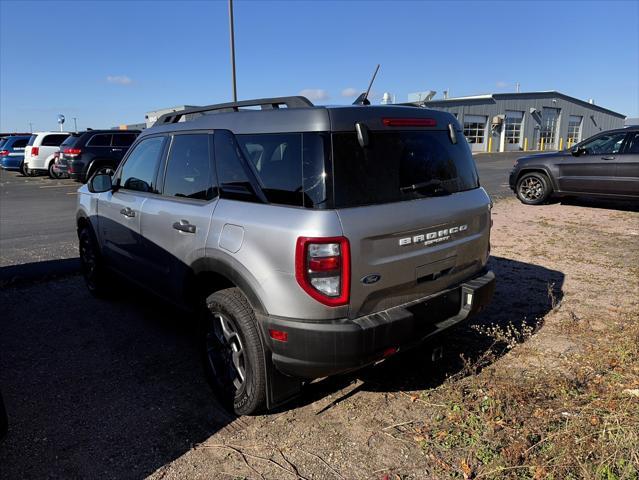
[
  {"x1": 601, "y1": 156, "x2": 616, "y2": 160},
  {"x1": 120, "y1": 207, "x2": 135, "y2": 218},
  {"x1": 111, "y1": 148, "x2": 123, "y2": 152},
  {"x1": 172, "y1": 220, "x2": 196, "y2": 234}
]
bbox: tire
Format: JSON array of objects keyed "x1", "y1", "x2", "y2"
[
  {"x1": 48, "y1": 161, "x2": 62, "y2": 179},
  {"x1": 78, "y1": 226, "x2": 110, "y2": 297},
  {"x1": 24, "y1": 164, "x2": 37, "y2": 177},
  {"x1": 516, "y1": 172, "x2": 552, "y2": 205},
  {"x1": 19, "y1": 161, "x2": 26, "y2": 176},
  {"x1": 204, "y1": 288, "x2": 266, "y2": 415}
]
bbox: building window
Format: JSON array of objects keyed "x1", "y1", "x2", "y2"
[
  {"x1": 504, "y1": 110, "x2": 524, "y2": 144},
  {"x1": 463, "y1": 115, "x2": 487, "y2": 144},
  {"x1": 567, "y1": 115, "x2": 582, "y2": 147},
  {"x1": 539, "y1": 107, "x2": 560, "y2": 150}
]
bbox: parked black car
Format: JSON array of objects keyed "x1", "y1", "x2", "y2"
[
  {"x1": 510, "y1": 127, "x2": 639, "y2": 204},
  {"x1": 59, "y1": 130, "x2": 140, "y2": 183}
]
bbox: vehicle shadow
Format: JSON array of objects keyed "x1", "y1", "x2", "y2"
[
  {"x1": 0, "y1": 276, "x2": 234, "y2": 479},
  {"x1": 0, "y1": 257, "x2": 80, "y2": 288},
  {"x1": 557, "y1": 196, "x2": 638, "y2": 212},
  {"x1": 295, "y1": 255, "x2": 565, "y2": 408}
]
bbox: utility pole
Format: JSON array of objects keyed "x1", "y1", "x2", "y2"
[
  {"x1": 228, "y1": 0, "x2": 237, "y2": 102},
  {"x1": 28, "y1": 122, "x2": 33, "y2": 133},
  {"x1": 73, "y1": 117, "x2": 78, "y2": 132},
  {"x1": 516, "y1": 82, "x2": 520, "y2": 93}
]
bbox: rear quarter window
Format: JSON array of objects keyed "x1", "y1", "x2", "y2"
[
  {"x1": 27, "y1": 135, "x2": 37, "y2": 146},
  {"x1": 11, "y1": 139, "x2": 28, "y2": 149},
  {"x1": 41, "y1": 134, "x2": 70, "y2": 147}
]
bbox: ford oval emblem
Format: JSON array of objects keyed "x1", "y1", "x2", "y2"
[{"x1": 361, "y1": 274, "x2": 381, "y2": 285}]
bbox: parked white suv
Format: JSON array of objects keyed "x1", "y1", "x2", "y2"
[{"x1": 23, "y1": 132, "x2": 71, "y2": 177}]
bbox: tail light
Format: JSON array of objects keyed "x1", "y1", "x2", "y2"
[
  {"x1": 295, "y1": 236, "x2": 350, "y2": 306},
  {"x1": 0, "y1": 150, "x2": 8, "y2": 156},
  {"x1": 31, "y1": 147, "x2": 39, "y2": 157},
  {"x1": 63, "y1": 148, "x2": 81, "y2": 158},
  {"x1": 382, "y1": 118, "x2": 437, "y2": 127}
]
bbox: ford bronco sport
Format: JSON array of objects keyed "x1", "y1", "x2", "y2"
[{"x1": 76, "y1": 96, "x2": 495, "y2": 415}]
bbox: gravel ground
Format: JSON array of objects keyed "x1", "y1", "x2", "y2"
[{"x1": 1, "y1": 196, "x2": 637, "y2": 479}]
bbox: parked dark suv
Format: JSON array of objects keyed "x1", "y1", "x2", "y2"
[
  {"x1": 59, "y1": 130, "x2": 140, "y2": 183},
  {"x1": 510, "y1": 127, "x2": 639, "y2": 204}
]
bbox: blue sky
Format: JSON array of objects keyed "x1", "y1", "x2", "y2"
[{"x1": 1, "y1": 0, "x2": 637, "y2": 132}]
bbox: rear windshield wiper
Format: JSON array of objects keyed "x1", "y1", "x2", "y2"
[{"x1": 400, "y1": 179, "x2": 451, "y2": 195}]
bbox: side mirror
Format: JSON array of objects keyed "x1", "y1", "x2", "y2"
[
  {"x1": 571, "y1": 146, "x2": 583, "y2": 156},
  {"x1": 89, "y1": 173, "x2": 113, "y2": 193}
]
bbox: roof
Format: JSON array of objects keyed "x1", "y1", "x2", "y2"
[
  {"x1": 422, "y1": 91, "x2": 625, "y2": 118},
  {"x1": 143, "y1": 98, "x2": 458, "y2": 137}
]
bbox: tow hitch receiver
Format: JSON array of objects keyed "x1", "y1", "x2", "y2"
[{"x1": 431, "y1": 345, "x2": 444, "y2": 362}]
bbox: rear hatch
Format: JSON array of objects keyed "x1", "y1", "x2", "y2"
[
  {"x1": 329, "y1": 111, "x2": 491, "y2": 318},
  {"x1": 58, "y1": 134, "x2": 81, "y2": 167}
]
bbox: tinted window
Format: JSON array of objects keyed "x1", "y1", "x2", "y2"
[
  {"x1": 60, "y1": 135, "x2": 80, "y2": 148},
  {"x1": 41, "y1": 134, "x2": 69, "y2": 147},
  {"x1": 11, "y1": 139, "x2": 28, "y2": 149},
  {"x1": 87, "y1": 134, "x2": 112, "y2": 147},
  {"x1": 237, "y1": 133, "x2": 304, "y2": 206},
  {"x1": 332, "y1": 130, "x2": 479, "y2": 207},
  {"x1": 0, "y1": 138, "x2": 6, "y2": 148},
  {"x1": 119, "y1": 136, "x2": 165, "y2": 193},
  {"x1": 112, "y1": 133, "x2": 138, "y2": 147},
  {"x1": 624, "y1": 132, "x2": 639, "y2": 154},
  {"x1": 163, "y1": 134, "x2": 215, "y2": 200},
  {"x1": 214, "y1": 130, "x2": 260, "y2": 202},
  {"x1": 580, "y1": 132, "x2": 627, "y2": 155},
  {"x1": 27, "y1": 135, "x2": 37, "y2": 146}
]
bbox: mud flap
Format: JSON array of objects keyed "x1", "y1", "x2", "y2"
[{"x1": 264, "y1": 349, "x2": 303, "y2": 410}]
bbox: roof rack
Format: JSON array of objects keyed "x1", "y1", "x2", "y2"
[{"x1": 155, "y1": 96, "x2": 314, "y2": 124}]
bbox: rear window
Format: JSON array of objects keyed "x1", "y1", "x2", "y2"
[
  {"x1": 331, "y1": 130, "x2": 479, "y2": 208},
  {"x1": 60, "y1": 135, "x2": 80, "y2": 148},
  {"x1": 11, "y1": 138, "x2": 28, "y2": 149},
  {"x1": 41, "y1": 134, "x2": 70, "y2": 147},
  {"x1": 27, "y1": 135, "x2": 37, "y2": 146}
]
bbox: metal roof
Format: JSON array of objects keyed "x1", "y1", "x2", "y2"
[{"x1": 422, "y1": 91, "x2": 625, "y2": 118}]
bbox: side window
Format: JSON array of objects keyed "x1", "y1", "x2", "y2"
[
  {"x1": 119, "y1": 136, "x2": 165, "y2": 193},
  {"x1": 236, "y1": 133, "x2": 303, "y2": 206},
  {"x1": 41, "y1": 134, "x2": 70, "y2": 147},
  {"x1": 87, "y1": 134, "x2": 112, "y2": 147},
  {"x1": 625, "y1": 133, "x2": 639, "y2": 154},
  {"x1": 112, "y1": 133, "x2": 138, "y2": 147},
  {"x1": 163, "y1": 134, "x2": 215, "y2": 200},
  {"x1": 12, "y1": 139, "x2": 28, "y2": 149},
  {"x1": 214, "y1": 130, "x2": 260, "y2": 202},
  {"x1": 580, "y1": 133, "x2": 627, "y2": 155}
]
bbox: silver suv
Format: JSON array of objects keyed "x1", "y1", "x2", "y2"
[{"x1": 76, "y1": 96, "x2": 495, "y2": 415}]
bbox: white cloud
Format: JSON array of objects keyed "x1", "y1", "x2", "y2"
[
  {"x1": 496, "y1": 81, "x2": 508, "y2": 88},
  {"x1": 341, "y1": 87, "x2": 359, "y2": 97},
  {"x1": 106, "y1": 75, "x2": 133, "y2": 85},
  {"x1": 299, "y1": 89, "x2": 330, "y2": 101}
]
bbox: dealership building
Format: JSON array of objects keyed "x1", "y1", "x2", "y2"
[{"x1": 419, "y1": 91, "x2": 625, "y2": 153}]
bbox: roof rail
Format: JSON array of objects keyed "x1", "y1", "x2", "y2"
[{"x1": 155, "y1": 96, "x2": 314, "y2": 124}]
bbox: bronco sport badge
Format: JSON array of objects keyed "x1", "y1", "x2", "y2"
[{"x1": 398, "y1": 224, "x2": 468, "y2": 247}]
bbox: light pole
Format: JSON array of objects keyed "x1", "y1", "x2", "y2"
[
  {"x1": 228, "y1": 0, "x2": 237, "y2": 102},
  {"x1": 28, "y1": 122, "x2": 33, "y2": 133},
  {"x1": 73, "y1": 117, "x2": 78, "y2": 132}
]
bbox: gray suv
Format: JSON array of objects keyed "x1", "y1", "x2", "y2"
[{"x1": 76, "y1": 96, "x2": 495, "y2": 415}]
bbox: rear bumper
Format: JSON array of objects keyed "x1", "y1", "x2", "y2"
[
  {"x1": 259, "y1": 269, "x2": 495, "y2": 379},
  {"x1": 1, "y1": 157, "x2": 23, "y2": 170}
]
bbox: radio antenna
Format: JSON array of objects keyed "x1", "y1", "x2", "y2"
[{"x1": 353, "y1": 64, "x2": 380, "y2": 105}]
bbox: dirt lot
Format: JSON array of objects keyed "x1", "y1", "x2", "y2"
[
  {"x1": 1, "y1": 196, "x2": 638, "y2": 480},
  {"x1": 150, "y1": 197, "x2": 639, "y2": 480}
]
